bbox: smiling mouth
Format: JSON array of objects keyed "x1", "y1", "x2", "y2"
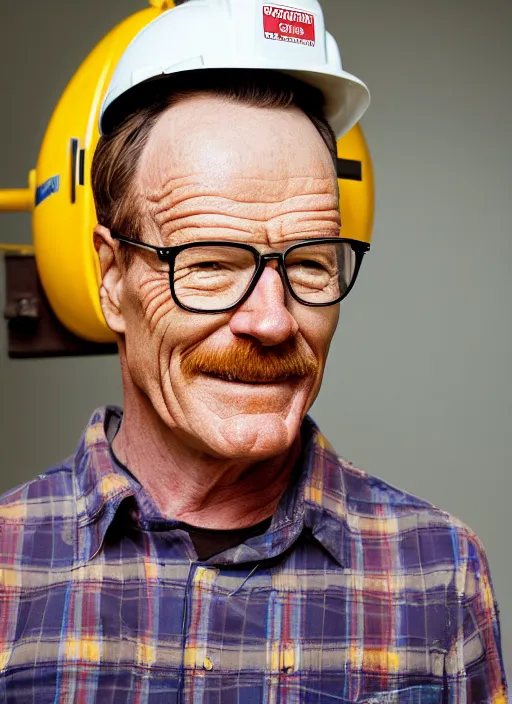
[{"x1": 203, "y1": 371, "x2": 296, "y2": 384}]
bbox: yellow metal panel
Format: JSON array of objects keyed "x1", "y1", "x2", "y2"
[
  {"x1": 33, "y1": 5, "x2": 173, "y2": 343},
  {"x1": 337, "y1": 125, "x2": 374, "y2": 245}
]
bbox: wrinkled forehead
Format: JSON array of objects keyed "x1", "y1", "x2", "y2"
[{"x1": 136, "y1": 94, "x2": 338, "y2": 198}]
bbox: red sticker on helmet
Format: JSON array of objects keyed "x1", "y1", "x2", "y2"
[{"x1": 263, "y1": 5, "x2": 316, "y2": 46}]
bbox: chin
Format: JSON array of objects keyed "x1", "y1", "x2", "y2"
[
  {"x1": 203, "y1": 410, "x2": 303, "y2": 460},
  {"x1": 159, "y1": 373, "x2": 314, "y2": 459}
]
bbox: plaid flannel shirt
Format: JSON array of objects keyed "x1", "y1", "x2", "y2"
[{"x1": 0, "y1": 406, "x2": 507, "y2": 703}]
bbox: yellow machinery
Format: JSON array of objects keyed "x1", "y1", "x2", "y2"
[{"x1": 0, "y1": 0, "x2": 374, "y2": 353}]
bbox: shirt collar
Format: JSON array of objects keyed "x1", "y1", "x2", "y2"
[
  {"x1": 74, "y1": 407, "x2": 136, "y2": 562},
  {"x1": 231, "y1": 415, "x2": 347, "y2": 567},
  {"x1": 73, "y1": 407, "x2": 347, "y2": 567}
]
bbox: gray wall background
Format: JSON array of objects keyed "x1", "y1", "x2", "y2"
[{"x1": 0, "y1": 0, "x2": 510, "y2": 681}]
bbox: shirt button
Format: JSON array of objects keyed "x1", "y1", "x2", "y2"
[
  {"x1": 203, "y1": 656, "x2": 214, "y2": 671},
  {"x1": 282, "y1": 643, "x2": 295, "y2": 673}
]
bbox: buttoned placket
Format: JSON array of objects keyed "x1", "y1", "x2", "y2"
[{"x1": 177, "y1": 562, "x2": 220, "y2": 703}]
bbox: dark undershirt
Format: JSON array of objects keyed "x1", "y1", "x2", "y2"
[
  {"x1": 178, "y1": 517, "x2": 272, "y2": 561},
  {"x1": 106, "y1": 410, "x2": 273, "y2": 561}
]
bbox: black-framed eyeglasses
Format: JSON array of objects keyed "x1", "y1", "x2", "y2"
[{"x1": 111, "y1": 233, "x2": 370, "y2": 314}]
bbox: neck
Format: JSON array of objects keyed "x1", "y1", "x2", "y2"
[{"x1": 112, "y1": 387, "x2": 301, "y2": 530}]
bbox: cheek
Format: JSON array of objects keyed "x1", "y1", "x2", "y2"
[
  {"x1": 123, "y1": 268, "x2": 227, "y2": 381},
  {"x1": 138, "y1": 273, "x2": 174, "y2": 335},
  {"x1": 122, "y1": 270, "x2": 176, "y2": 381},
  {"x1": 297, "y1": 304, "x2": 339, "y2": 360},
  {"x1": 122, "y1": 265, "x2": 177, "y2": 340},
  {"x1": 298, "y1": 306, "x2": 339, "y2": 411}
]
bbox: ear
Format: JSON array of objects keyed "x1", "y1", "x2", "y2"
[{"x1": 93, "y1": 225, "x2": 126, "y2": 335}]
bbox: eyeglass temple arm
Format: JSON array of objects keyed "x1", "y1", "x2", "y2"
[{"x1": 112, "y1": 233, "x2": 164, "y2": 255}]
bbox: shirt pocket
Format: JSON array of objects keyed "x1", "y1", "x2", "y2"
[{"x1": 358, "y1": 684, "x2": 443, "y2": 704}]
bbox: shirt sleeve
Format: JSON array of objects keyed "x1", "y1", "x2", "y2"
[{"x1": 445, "y1": 529, "x2": 508, "y2": 703}]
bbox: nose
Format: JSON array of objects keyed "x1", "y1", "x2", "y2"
[{"x1": 229, "y1": 264, "x2": 299, "y2": 346}]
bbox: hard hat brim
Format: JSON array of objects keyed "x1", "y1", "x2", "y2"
[
  {"x1": 280, "y1": 68, "x2": 370, "y2": 138},
  {"x1": 100, "y1": 67, "x2": 369, "y2": 139}
]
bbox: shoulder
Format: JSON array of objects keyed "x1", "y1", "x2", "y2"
[
  {"x1": 341, "y1": 456, "x2": 464, "y2": 524},
  {"x1": 0, "y1": 459, "x2": 75, "y2": 514},
  {"x1": 0, "y1": 460, "x2": 78, "y2": 566},
  {"x1": 306, "y1": 418, "x2": 488, "y2": 575},
  {"x1": 338, "y1": 458, "x2": 489, "y2": 584},
  {"x1": 0, "y1": 406, "x2": 114, "y2": 526}
]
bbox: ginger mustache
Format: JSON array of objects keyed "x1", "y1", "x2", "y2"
[{"x1": 181, "y1": 338, "x2": 318, "y2": 384}]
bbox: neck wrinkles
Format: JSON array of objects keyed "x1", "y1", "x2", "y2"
[{"x1": 112, "y1": 392, "x2": 302, "y2": 530}]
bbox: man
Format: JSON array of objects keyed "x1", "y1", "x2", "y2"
[{"x1": 0, "y1": 1, "x2": 507, "y2": 702}]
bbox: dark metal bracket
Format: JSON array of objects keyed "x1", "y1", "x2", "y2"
[{"x1": 3, "y1": 254, "x2": 118, "y2": 359}]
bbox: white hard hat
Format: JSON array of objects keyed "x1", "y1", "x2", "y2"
[{"x1": 100, "y1": 0, "x2": 370, "y2": 138}]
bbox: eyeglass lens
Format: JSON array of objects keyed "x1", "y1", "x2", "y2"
[{"x1": 172, "y1": 241, "x2": 355, "y2": 311}]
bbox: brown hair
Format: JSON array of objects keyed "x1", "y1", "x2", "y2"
[{"x1": 92, "y1": 69, "x2": 338, "y2": 256}]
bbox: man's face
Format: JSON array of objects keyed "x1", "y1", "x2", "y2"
[{"x1": 112, "y1": 95, "x2": 340, "y2": 460}]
